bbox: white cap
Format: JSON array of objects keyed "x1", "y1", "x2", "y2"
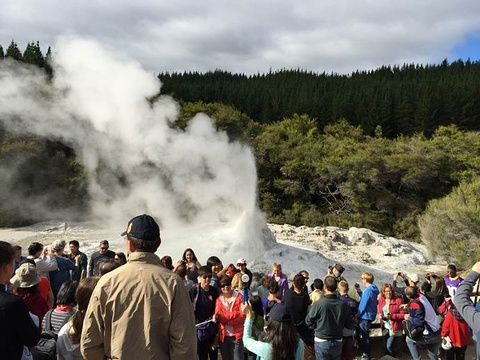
[
  {"x1": 236, "y1": 258, "x2": 247, "y2": 265},
  {"x1": 407, "y1": 273, "x2": 419, "y2": 283}
]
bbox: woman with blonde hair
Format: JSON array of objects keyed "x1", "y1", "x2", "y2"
[
  {"x1": 267, "y1": 263, "x2": 288, "y2": 300},
  {"x1": 57, "y1": 277, "x2": 100, "y2": 360},
  {"x1": 377, "y1": 283, "x2": 404, "y2": 357}
]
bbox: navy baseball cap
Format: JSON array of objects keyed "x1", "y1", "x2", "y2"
[
  {"x1": 121, "y1": 214, "x2": 160, "y2": 241},
  {"x1": 268, "y1": 303, "x2": 291, "y2": 322}
]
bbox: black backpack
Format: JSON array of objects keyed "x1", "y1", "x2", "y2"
[{"x1": 31, "y1": 310, "x2": 70, "y2": 360}]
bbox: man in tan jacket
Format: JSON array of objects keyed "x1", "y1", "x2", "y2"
[{"x1": 81, "y1": 214, "x2": 196, "y2": 359}]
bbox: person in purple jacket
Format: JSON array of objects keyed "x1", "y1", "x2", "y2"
[
  {"x1": 268, "y1": 263, "x2": 289, "y2": 300},
  {"x1": 445, "y1": 264, "x2": 463, "y2": 298},
  {"x1": 357, "y1": 271, "x2": 379, "y2": 360}
]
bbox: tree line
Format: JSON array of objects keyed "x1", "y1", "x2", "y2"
[
  {"x1": 0, "y1": 40, "x2": 52, "y2": 76},
  {"x1": 159, "y1": 61, "x2": 480, "y2": 138}
]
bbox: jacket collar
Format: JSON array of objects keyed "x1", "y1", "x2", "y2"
[{"x1": 127, "y1": 251, "x2": 162, "y2": 265}]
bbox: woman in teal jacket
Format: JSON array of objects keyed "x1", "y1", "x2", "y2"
[{"x1": 241, "y1": 302, "x2": 303, "y2": 360}]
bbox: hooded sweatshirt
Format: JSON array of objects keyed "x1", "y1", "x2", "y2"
[
  {"x1": 454, "y1": 270, "x2": 480, "y2": 360},
  {"x1": 357, "y1": 283, "x2": 379, "y2": 321}
]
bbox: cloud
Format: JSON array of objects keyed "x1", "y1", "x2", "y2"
[{"x1": 1, "y1": 1, "x2": 480, "y2": 74}]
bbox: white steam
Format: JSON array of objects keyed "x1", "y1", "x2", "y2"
[{"x1": 0, "y1": 36, "x2": 270, "y2": 259}]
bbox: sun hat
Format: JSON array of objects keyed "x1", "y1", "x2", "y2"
[
  {"x1": 121, "y1": 214, "x2": 160, "y2": 241},
  {"x1": 10, "y1": 263, "x2": 40, "y2": 288}
]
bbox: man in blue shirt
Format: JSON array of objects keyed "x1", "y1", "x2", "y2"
[{"x1": 356, "y1": 272, "x2": 379, "y2": 360}]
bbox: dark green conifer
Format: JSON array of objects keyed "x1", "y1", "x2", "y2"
[
  {"x1": 5, "y1": 40, "x2": 23, "y2": 61},
  {"x1": 23, "y1": 41, "x2": 45, "y2": 67}
]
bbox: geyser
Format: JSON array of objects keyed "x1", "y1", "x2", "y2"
[{"x1": 0, "y1": 36, "x2": 272, "y2": 260}]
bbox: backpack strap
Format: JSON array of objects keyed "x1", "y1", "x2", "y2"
[
  {"x1": 193, "y1": 284, "x2": 200, "y2": 310},
  {"x1": 57, "y1": 312, "x2": 72, "y2": 332},
  {"x1": 44, "y1": 309, "x2": 54, "y2": 332},
  {"x1": 44, "y1": 309, "x2": 72, "y2": 335}
]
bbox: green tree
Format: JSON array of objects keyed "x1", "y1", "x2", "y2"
[
  {"x1": 0, "y1": 45, "x2": 4, "y2": 59},
  {"x1": 23, "y1": 41, "x2": 45, "y2": 67},
  {"x1": 177, "y1": 101, "x2": 261, "y2": 143},
  {"x1": 45, "y1": 46, "x2": 53, "y2": 77},
  {"x1": 5, "y1": 40, "x2": 23, "y2": 61},
  {"x1": 419, "y1": 177, "x2": 480, "y2": 268}
]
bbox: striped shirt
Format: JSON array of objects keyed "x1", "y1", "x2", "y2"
[{"x1": 41, "y1": 308, "x2": 75, "y2": 333}]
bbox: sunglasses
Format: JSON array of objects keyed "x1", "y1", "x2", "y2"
[
  {"x1": 202, "y1": 275, "x2": 212, "y2": 279},
  {"x1": 220, "y1": 284, "x2": 230, "y2": 288}
]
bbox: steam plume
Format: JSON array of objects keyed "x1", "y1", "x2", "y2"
[{"x1": 0, "y1": 36, "x2": 269, "y2": 257}]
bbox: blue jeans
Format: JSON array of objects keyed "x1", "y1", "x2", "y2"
[
  {"x1": 381, "y1": 328, "x2": 400, "y2": 357},
  {"x1": 406, "y1": 334, "x2": 441, "y2": 360},
  {"x1": 358, "y1": 319, "x2": 372, "y2": 358},
  {"x1": 219, "y1": 336, "x2": 243, "y2": 360},
  {"x1": 315, "y1": 339, "x2": 342, "y2": 360}
]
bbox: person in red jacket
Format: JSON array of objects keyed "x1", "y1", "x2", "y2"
[
  {"x1": 10, "y1": 261, "x2": 49, "y2": 327},
  {"x1": 215, "y1": 275, "x2": 246, "y2": 360},
  {"x1": 377, "y1": 283, "x2": 405, "y2": 357},
  {"x1": 440, "y1": 298, "x2": 470, "y2": 360}
]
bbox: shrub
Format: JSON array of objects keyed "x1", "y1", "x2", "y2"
[{"x1": 419, "y1": 177, "x2": 480, "y2": 268}]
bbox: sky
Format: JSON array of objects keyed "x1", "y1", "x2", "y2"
[{"x1": 1, "y1": 0, "x2": 480, "y2": 75}]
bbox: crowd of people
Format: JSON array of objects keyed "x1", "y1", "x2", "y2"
[{"x1": 2, "y1": 214, "x2": 480, "y2": 360}]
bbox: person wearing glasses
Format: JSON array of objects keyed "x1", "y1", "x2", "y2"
[
  {"x1": 215, "y1": 276, "x2": 246, "y2": 360},
  {"x1": 190, "y1": 266, "x2": 220, "y2": 360},
  {"x1": 88, "y1": 240, "x2": 115, "y2": 277}
]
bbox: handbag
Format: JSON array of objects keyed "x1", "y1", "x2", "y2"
[
  {"x1": 196, "y1": 320, "x2": 217, "y2": 341},
  {"x1": 403, "y1": 319, "x2": 425, "y2": 340}
]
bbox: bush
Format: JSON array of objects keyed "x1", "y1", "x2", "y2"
[{"x1": 419, "y1": 177, "x2": 480, "y2": 268}]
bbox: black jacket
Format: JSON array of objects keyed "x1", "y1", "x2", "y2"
[{"x1": 0, "y1": 292, "x2": 40, "y2": 360}]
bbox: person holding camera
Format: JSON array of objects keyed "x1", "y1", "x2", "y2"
[
  {"x1": 377, "y1": 283, "x2": 404, "y2": 357},
  {"x1": 231, "y1": 258, "x2": 252, "y2": 290},
  {"x1": 393, "y1": 271, "x2": 419, "y2": 302},
  {"x1": 325, "y1": 263, "x2": 361, "y2": 302},
  {"x1": 242, "y1": 302, "x2": 304, "y2": 359},
  {"x1": 455, "y1": 261, "x2": 480, "y2": 360}
]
